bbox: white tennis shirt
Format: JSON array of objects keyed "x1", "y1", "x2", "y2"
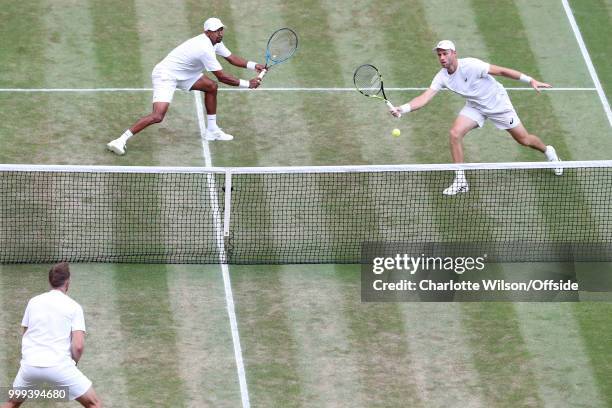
[
  {"x1": 20, "y1": 290, "x2": 86, "y2": 367},
  {"x1": 430, "y1": 57, "x2": 506, "y2": 113},
  {"x1": 155, "y1": 34, "x2": 232, "y2": 80}
]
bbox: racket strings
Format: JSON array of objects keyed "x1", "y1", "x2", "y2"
[
  {"x1": 354, "y1": 66, "x2": 382, "y2": 96},
  {"x1": 268, "y1": 29, "x2": 298, "y2": 62}
]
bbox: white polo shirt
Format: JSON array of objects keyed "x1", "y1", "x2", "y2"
[
  {"x1": 20, "y1": 290, "x2": 86, "y2": 367},
  {"x1": 154, "y1": 34, "x2": 232, "y2": 80},
  {"x1": 430, "y1": 57, "x2": 506, "y2": 113}
]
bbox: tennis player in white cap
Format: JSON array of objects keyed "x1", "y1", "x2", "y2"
[
  {"x1": 390, "y1": 40, "x2": 562, "y2": 195},
  {"x1": 107, "y1": 17, "x2": 265, "y2": 154}
]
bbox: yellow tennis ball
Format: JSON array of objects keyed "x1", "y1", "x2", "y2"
[{"x1": 391, "y1": 128, "x2": 401, "y2": 137}]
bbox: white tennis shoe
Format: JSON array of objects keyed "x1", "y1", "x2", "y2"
[
  {"x1": 545, "y1": 146, "x2": 563, "y2": 176},
  {"x1": 106, "y1": 138, "x2": 126, "y2": 155},
  {"x1": 443, "y1": 180, "x2": 469, "y2": 196},
  {"x1": 205, "y1": 128, "x2": 234, "y2": 141}
]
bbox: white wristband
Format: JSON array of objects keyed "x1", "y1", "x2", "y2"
[
  {"x1": 519, "y1": 74, "x2": 532, "y2": 84},
  {"x1": 246, "y1": 61, "x2": 257, "y2": 71},
  {"x1": 399, "y1": 103, "x2": 412, "y2": 114},
  {"x1": 239, "y1": 79, "x2": 250, "y2": 88}
]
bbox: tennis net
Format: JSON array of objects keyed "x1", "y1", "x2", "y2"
[{"x1": 1, "y1": 161, "x2": 611, "y2": 264}]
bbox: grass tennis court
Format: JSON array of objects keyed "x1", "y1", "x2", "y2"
[{"x1": 1, "y1": 0, "x2": 612, "y2": 407}]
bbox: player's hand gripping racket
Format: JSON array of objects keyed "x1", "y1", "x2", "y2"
[
  {"x1": 353, "y1": 64, "x2": 401, "y2": 118},
  {"x1": 258, "y1": 28, "x2": 298, "y2": 79}
]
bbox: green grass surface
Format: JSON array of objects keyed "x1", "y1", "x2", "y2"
[{"x1": 1, "y1": 0, "x2": 611, "y2": 407}]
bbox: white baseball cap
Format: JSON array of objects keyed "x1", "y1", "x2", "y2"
[
  {"x1": 433, "y1": 40, "x2": 456, "y2": 51},
  {"x1": 204, "y1": 17, "x2": 224, "y2": 31}
]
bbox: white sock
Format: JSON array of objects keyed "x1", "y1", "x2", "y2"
[
  {"x1": 544, "y1": 145, "x2": 557, "y2": 161},
  {"x1": 455, "y1": 169, "x2": 466, "y2": 184},
  {"x1": 207, "y1": 115, "x2": 219, "y2": 131},
  {"x1": 118, "y1": 130, "x2": 133, "y2": 143}
]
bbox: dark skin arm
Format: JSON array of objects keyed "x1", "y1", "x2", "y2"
[
  {"x1": 224, "y1": 54, "x2": 265, "y2": 73},
  {"x1": 211, "y1": 69, "x2": 261, "y2": 89},
  {"x1": 213, "y1": 56, "x2": 265, "y2": 88}
]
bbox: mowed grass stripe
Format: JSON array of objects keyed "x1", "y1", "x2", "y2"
[
  {"x1": 133, "y1": 0, "x2": 190, "y2": 81},
  {"x1": 573, "y1": 302, "x2": 612, "y2": 407},
  {"x1": 0, "y1": 92, "x2": 181, "y2": 166},
  {"x1": 399, "y1": 303, "x2": 485, "y2": 407},
  {"x1": 231, "y1": 267, "x2": 304, "y2": 407},
  {"x1": 6, "y1": 94, "x2": 111, "y2": 164},
  {"x1": 210, "y1": 0, "x2": 318, "y2": 166},
  {"x1": 318, "y1": 0, "x2": 418, "y2": 165},
  {"x1": 66, "y1": 264, "x2": 130, "y2": 408},
  {"x1": 332, "y1": 267, "x2": 425, "y2": 408},
  {"x1": 517, "y1": 0, "x2": 592, "y2": 87},
  {"x1": 166, "y1": 265, "x2": 243, "y2": 407},
  {"x1": 279, "y1": 265, "x2": 367, "y2": 407},
  {"x1": 19, "y1": 0, "x2": 115, "y2": 166},
  {"x1": 569, "y1": 0, "x2": 612, "y2": 102},
  {"x1": 183, "y1": 0, "x2": 230, "y2": 31},
  {"x1": 460, "y1": 303, "x2": 543, "y2": 407},
  {"x1": 89, "y1": 0, "x2": 144, "y2": 87},
  {"x1": 112, "y1": 265, "x2": 187, "y2": 406},
  {"x1": 515, "y1": 0, "x2": 612, "y2": 159},
  {"x1": 514, "y1": 302, "x2": 605, "y2": 407},
  {"x1": 277, "y1": 0, "x2": 369, "y2": 165},
  {"x1": 276, "y1": 0, "x2": 346, "y2": 87},
  {"x1": 41, "y1": 0, "x2": 97, "y2": 88},
  {"x1": 0, "y1": 0, "x2": 46, "y2": 88}
]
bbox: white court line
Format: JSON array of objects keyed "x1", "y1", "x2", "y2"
[
  {"x1": 562, "y1": 0, "x2": 612, "y2": 127},
  {"x1": 193, "y1": 92, "x2": 251, "y2": 408},
  {"x1": 0, "y1": 87, "x2": 597, "y2": 92}
]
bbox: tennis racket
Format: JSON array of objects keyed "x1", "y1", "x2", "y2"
[
  {"x1": 353, "y1": 64, "x2": 401, "y2": 117},
  {"x1": 258, "y1": 28, "x2": 299, "y2": 79}
]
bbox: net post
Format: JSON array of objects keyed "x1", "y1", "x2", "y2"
[{"x1": 223, "y1": 170, "x2": 233, "y2": 237}]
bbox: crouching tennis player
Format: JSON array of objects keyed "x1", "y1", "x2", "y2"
[
  {"x1": 390, "y1": 40, "x2": 562, "y2": 195},
  {"x1": 2, "y1": 263, "x2": 102, "y2": 408},
  {"x1": 107, "y1": 17, "x2": 264, "y2": 155}
]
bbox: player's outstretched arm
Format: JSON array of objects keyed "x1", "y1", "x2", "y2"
[
  {"x1": 389, "y1": 88, "x2": 438, "y2": 117},
  {"x1": 488, "y1": 64, "x2": 552, "y2": 93},
  {"x1": 211, "y1": 69, "x2": 261, "y2": 89},
  {"x1": 224, "y1": 55, "x2": 265, "y2": 73}
]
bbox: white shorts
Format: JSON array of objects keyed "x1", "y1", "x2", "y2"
[
  {"x1": 459, "y1": 93, "x2": 521, "y2": 130},
  {"x1": 151, "y1": 67, "x2": 203, "y2": 103},
  {"x1": 13, "y1": 362, "x2": 92, "y2": 400}
]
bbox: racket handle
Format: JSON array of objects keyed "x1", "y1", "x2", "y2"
[
  {"x1": 258, "y1": 69, "x2": 268, "y2": 79},
  {"x1": 386, "y1": 101, "x2": 402, "y2": 118}
]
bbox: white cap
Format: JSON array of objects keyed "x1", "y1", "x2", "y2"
[
  {"x1": 433, "y1": 40, "x2": 456, "y2": 51},
  {"x1": 203, "y1": 17, "x2": 224, "y2": 31}
]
